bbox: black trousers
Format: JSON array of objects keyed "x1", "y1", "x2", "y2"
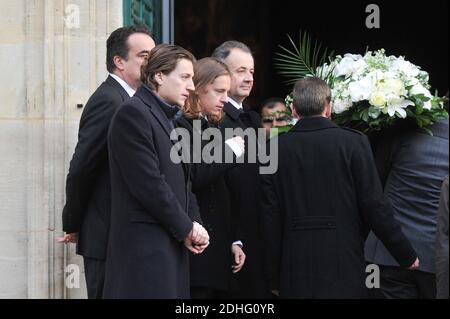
[
  {"x1": 83, "y1": 257, "x2": 105, "y2": 299},
  {"x1": 380, "y1": 265, "x2": 436, "y2": 299}
]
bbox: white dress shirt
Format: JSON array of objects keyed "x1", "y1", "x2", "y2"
[
  {"x1": 228, "y1": 96, "x2": 243, "y2": 110},
  {"x1": 109, "y1": 73, "x2": 135, "y2": 97}
]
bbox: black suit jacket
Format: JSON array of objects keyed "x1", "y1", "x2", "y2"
[
  {"x1": 260, "y1": 117, "x2": 417, "y2": 298},
  {"x1": 365, "y1": 119, "x2": 449, "y2": 274},
  {"x1": 219, "y1": 102, "x2": 269, "y2": 298},
  {"x1": 103, "y1": 85, "x2": 201, "y2": 298},
  {"x1": 62, "y1": 75, "x2": 130, "y2": 259}
]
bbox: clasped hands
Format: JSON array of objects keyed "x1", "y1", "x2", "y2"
[
  {"x1": 184, "y1": 222, "x2": 210, "y2": 254},
  {"x1": 59, "y1": 222, "x2": 210, "y2": 255}
]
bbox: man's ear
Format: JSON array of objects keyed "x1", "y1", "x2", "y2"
[
  {"x1": 154, "y1": 72, "x2": 164, "y2": 86},
  {"x1": 113, "y1": 55, "x2": 125, "y2": 71},
  {"x1": 291, "y1": 104, "x2": 300, "y2": 119},
  {"x1": 324, "y1": 102, "x2": 332, "y2": 118}
]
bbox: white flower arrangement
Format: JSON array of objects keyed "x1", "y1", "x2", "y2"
[{"x1": 276, "y1": 33, "x2": 448, "y2": 134}]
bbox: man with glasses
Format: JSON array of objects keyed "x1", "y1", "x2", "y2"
[{"x1": 260, "y1": 97, "x2": 291, "y2": 138}]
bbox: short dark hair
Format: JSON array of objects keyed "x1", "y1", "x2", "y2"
[
  {"x1": 140, "y1": 44, "x2": 196, "y2": 91},
  {"x1": 293, "y1": 77, "x2": 331, "y2": 116},
  {"x1": 261, "y1": 97, "x2": 286, "y2": 110},
  {"x1": 106, "y1": 25, "x2": 153, "y2": 73},
  {"x1": 211, "y1": 40, "x2": 252, "y2": 61}
]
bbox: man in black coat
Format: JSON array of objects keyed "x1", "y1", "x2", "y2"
[
  {"x1": 212, "y1": 41, "x2": 268, "y2": 298},
  {"x1": 261, "y1": 77, "x2": 419, "y2": 298},
  {"x1": 61, "y1": 26, "x2": 155, "y2": 298},
  {"x1": 103, "y1": 44, "x2": 209, "y2": 299}
]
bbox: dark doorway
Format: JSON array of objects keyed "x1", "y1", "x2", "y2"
[{"x1": 174, "y1": 0, "x2": 449, "y2": 111}]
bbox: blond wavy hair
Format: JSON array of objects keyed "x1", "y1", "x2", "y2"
[{"x1": 183, "y1": 57, "x2": 230, "y2": 124}]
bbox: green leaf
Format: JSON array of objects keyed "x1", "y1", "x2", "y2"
[
  {"x1": 274, "y1": 30, "x2": 334, "y2": 87},
  {"x1": 270, "y1": 125, "x2": 293, "y2": 138},
  {"x1": 416, "y1": 104, "x2": 424, "y2": 114},
  {"x1": 352, "y1": 112, "x2": 360, "y2": 121},
  {"x1": 368, "y1": 107, "x2": 381, "y2": 119},
  {"x1": 422, "y1": 127, "x2": 433, "y2": 136},
  {"x1": 361, "y1": 110, "x2": 370, "y2": 122}
]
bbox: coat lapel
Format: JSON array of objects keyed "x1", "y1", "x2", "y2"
[
  {"x1": 224, "y1": 102, "x2": 250, "y2": 129},
  {"x1": 135, "y1": 85, "x2": 192, "y2": 192},
  {"x1": 105, "y1": 75, "x2": 131, "y2": 102},
  {"x1": 135, "y1": 85, "x2": 176, "y2": 144}
]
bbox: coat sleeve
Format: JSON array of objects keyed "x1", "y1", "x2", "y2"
[
  {"x1": 109, "y1": 105, "x2": 193, "y2": 242},
  {"x1": 62, "y1": 91, "x2": 118, "y2": 233},
  {"x1": 187, "y1": 178, "x2": 202, "y2": 224},
  {"x1": 436, "y1": 176, "x2": 449, "y2": 299},
  {"x1": 352, "y1": 134, "x2": 417, "y2": 268}
]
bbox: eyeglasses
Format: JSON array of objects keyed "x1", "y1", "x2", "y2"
[{"x1": 262, "y1": 115, "x2": 291, "y2": 123}]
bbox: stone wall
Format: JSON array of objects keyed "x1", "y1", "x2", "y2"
[{"x1": 0, "y1": 0, "x2": 122, "y2": 299}]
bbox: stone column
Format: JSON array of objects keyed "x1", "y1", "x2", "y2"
[{"x1": 0, "y1": 0, "x2": 122, "y2": 299}]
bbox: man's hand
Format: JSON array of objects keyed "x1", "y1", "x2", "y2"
[
  {"x1": 231, "y1": 244, "x2": 246, "y2": 274},
  {"x1": 184, "y1": 222, "x2": 209, "y2": 254},
  {"x1": 407, "y1": 257, "x2": 420, "y2": 270},
  {"x1": 191, "y1": 222, "x2": 210, "y2": 245},
  {"x1": 56, "y1": 233, "x2": 78, "y2": 244}
]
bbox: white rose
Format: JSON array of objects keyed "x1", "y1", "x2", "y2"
[
  {"x1": 369, "y1": 91, "x2": 387, "y2": 107},
  {"x1": 380, "y1": 78, "x2": 406, "y2": 96}
]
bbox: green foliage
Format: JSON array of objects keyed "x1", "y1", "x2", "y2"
[{"x1": 275, "y1": 31, "x2": 334, "y2": 86}]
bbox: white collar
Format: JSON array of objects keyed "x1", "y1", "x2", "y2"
[
  {"x1": 228, "y1": 97, "x2": 243, "y2": 110},
  {"x1": 109, "y1": 73, "x2": 136, "y2": 97}
]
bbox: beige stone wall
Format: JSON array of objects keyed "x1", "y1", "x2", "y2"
[{"x1": 0, "y1": 0, "x2": 122, "y2": 299}]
